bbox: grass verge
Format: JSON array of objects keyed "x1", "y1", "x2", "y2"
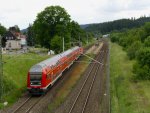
[
  {"x1": 0, "y1": 53, "x2": 49, "y2": 109},
  {"x1": 110, "y1": 42, "x2": 150, "y2": 113}
]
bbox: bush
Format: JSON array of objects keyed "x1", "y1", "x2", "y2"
[
  {"x1": 144, "y1": 36, "x2": 150, "y2": 47},
  {"x1": 133, "y1": 63, "x2": 150, "y2": 80},
  {"x1": 127, "y1": 41, "x2": 142, "y2": 59},
  {"x1": 51, "y1": 35, "x2": 62, "y2": 54},
  {"x1": 136, "y1": 47, "x2": 150, "y2": 67}
]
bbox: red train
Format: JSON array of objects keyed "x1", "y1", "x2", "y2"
[{"x1": 27, "y1": 46, "x2": 83, "y2": 94}]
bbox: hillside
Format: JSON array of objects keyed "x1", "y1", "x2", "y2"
[{"x1": 82, "y1": 16, "x2": 150, "y2": 34}]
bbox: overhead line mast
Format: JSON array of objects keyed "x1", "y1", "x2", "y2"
[{"x1": 0, "y1": 35, "x2": 3, "y2": 100}]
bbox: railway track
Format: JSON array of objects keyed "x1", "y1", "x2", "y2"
[
  {"x1": 68, "y1": 42, "x2": 107, "y2": 113},
  {"x1": 11, "y1": 95, "x2": 43, "y2": 113}
]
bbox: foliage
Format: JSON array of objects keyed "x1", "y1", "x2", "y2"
[
  {"x1": 144, "y1": 36, "x2": 150, "y2": 47},
  {"x1": 84, "y1": 16, "x2": 150, "y2": 34},
  {"x1": 127, "y1": 41, "x2": 142, "y2": 59},
  {"x1": 110, "y1": 22, "x2": 150, "y2": 80},
  {"x1": 136, "y1": 47, "x2": 150, "y2": 67},
  {"x1": 133, "y1": 63, "x2": 150, "y2": 80},
  {"x1": 70, "y1": 21, "x2": 82, "y2": 42},
  {"x1": 110, "y1": 42, "x2": 150, "y2": 113},
  {"x1": 33, "y1": 6, "x2": 94, "y2": 53},
  {"x1": 33, "y1": 6, "x2": 71, "y2": 50},
  {"x1": 0, "y1": 24, "x2": 7, "y2": 36},
  {"x1": 51, "y1": 35, "x2": 62, "y2": 53},
  {"x1": 133, "y1": 47, "x2": 150, "y2": 80},
  {"x1": 27, "y1": 24, "x2": 35, "y2": 46}
]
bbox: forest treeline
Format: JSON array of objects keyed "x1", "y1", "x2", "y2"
[
  {"x1": 83, "y1": 16, "x2": 150, "y2": 34},
  {"x1": 110, "y1": 22, "x2": 150, "y2": 80}
]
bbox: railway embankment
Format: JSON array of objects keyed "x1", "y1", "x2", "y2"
[
  {"x1": 110, "y1": 42, "x2": 150, "y2": 113},
  {"x1": 0, "y1": 53, "x2": 49, "y2": 109}
]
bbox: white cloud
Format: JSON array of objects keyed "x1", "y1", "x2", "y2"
[{"x1": 0, "y1": 0, "x2": 150, "y2": 29}]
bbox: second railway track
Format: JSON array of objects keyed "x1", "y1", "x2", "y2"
[
  {"x1": 68, "y1": 42, "x2": 107, "y2": 113},
  {"x1": 12, "y1": 95, "x2": 43, "y2": 113}
]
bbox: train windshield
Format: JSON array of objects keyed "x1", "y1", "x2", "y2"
[
  {"x1": 30, "y1": 74, "x2": 41, "y2": 85},
  {"x1": 30, "y1": 74, "x2": 41, "y2": 81}
]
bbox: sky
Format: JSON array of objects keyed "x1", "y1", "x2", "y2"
[{"x1": 0, "y1": 0, "x2": 150, "y2": 29}]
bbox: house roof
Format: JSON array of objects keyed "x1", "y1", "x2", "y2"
[{"x1": 3, "y1": 31, "x2": 17, "y2": 40}]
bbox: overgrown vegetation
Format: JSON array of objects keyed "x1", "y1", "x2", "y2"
[
  {"x1": 110, "y1": 22, "x2": 150, "y2": 80},
  {"x1": 110, "y1": 42, "x2": 150, "y2": 113}
]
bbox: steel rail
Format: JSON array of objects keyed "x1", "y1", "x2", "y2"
[
  {"x1": 25, "y1": 96, "x2": 43, "y2": 113},
  {"x1": 68, "y1": 45, "x2": 104, "y2": 113},
  {"x1": 12, "y1": 96, "x2": 31, "y2": 113},
  {"x1": 81, "y1": 44, "x2": 106, "y2": 113}
]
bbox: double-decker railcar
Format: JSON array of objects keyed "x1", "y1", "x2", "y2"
[{"x1": 27, "y1": 46, "x2": 83, "y2": 94}]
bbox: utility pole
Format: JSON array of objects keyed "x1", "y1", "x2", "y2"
[
  {"x1": 70, "y1": 36, "x2": 72, "y2": 47},
  {"x1": 63, "y1": 37, "x2": 64, "y2": 52},
  {"x1": 0, "y1": 35, "x2": 3, "y2": 100},
  {"x1": 86, "y1": 33, "x2": 88, "y2": 44},
  {"x1": 79, "y1": 35, "x2": 80, "y2": 42}
]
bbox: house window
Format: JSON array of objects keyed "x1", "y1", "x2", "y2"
[{"x1": 9, "y1": 42, "x2": 11, "y2": 48}]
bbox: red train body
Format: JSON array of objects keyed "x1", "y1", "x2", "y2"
[{"x1": 27, "y1": 46, "x2": 83, "y2": 94}]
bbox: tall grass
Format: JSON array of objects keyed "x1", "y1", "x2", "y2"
[
  {"x1": 0, "y1": 53, "x2": 49, "y2": 108},
  {"x1": 110, "y1": 42, "x2": 150, "y2": 113}
]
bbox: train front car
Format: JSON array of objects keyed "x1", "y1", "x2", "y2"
[{"x1": 27, "y1": 64, "x2": 46, "y2": 95}]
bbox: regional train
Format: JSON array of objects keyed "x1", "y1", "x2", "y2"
[{"x1": 27, "y1": 46, "x2": 83, "y2": 94}]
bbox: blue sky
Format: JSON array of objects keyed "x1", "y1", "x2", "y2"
[{"x1": 0, "y1": 0, "x2": 150, "y2": 29}]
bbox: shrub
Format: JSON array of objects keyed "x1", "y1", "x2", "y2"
[
  {"x1": 136, "y1": 47, "x2": 150, "y2": 67},
  {"x1": 133, "y1": 63, "x2": 150, "y2": 80},
  {"x1": 144, "y1": 36, "x2": 150, "y2": 47},
  {"x1": 127, "y1": 41, "x2": 142, "y2": 59}
]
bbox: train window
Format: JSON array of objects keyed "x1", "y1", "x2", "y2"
[
  {"x1": 51, "y1": 65, "x2": 54, "y2": 68},
  {"x1": 56, "y1": 61, "x2": 60, "y2": 65},
  {"x1": 30, "y1": 74, "x2": 41, "y2": 81}
]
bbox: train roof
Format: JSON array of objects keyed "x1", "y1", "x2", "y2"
[{"x1": 29, "y1": 46, "x2": 80, "y2": 73}]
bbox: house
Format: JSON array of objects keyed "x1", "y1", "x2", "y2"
[
  {"x1": 3, "y1": 31, "x2": 21, "y2": 49},
  {"x1": 20, "y1": 34, "x2": 27, "y2": 47},
  {"x1": 2, "y1": 26, "x2": 27, "y2": 49}
]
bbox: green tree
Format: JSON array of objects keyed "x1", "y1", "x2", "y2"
[
  {"x1": 27, "y1": 24, "x2": 35, "y2": 46},
  {"x1": 127, "y1": 41, "x2": 142, "y2": 59},
  {"x1": 144, "y1": 36, "x2": 150, "y2": 47},
  {"x1": 33, "y1": 6, "x2": 71, "y2": 50},
  {"x1": 0, "y1": 24, "x2": 6, "y2": 36},
  {"x1": 51, "y1": 35, "x2": 62, "y2": 53},
  {"x1": 133, "y1": 63, "x2": 150, "y2": 80},
  {"x1": 137, "y1": 47, "x2": 150, "y2": 67},
  {"x1": 70, "y1": 21, "x2": 81, "y2": 43},
  {"x1": 144, "y1": 22, "x2": 150, "y2": 37}
]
